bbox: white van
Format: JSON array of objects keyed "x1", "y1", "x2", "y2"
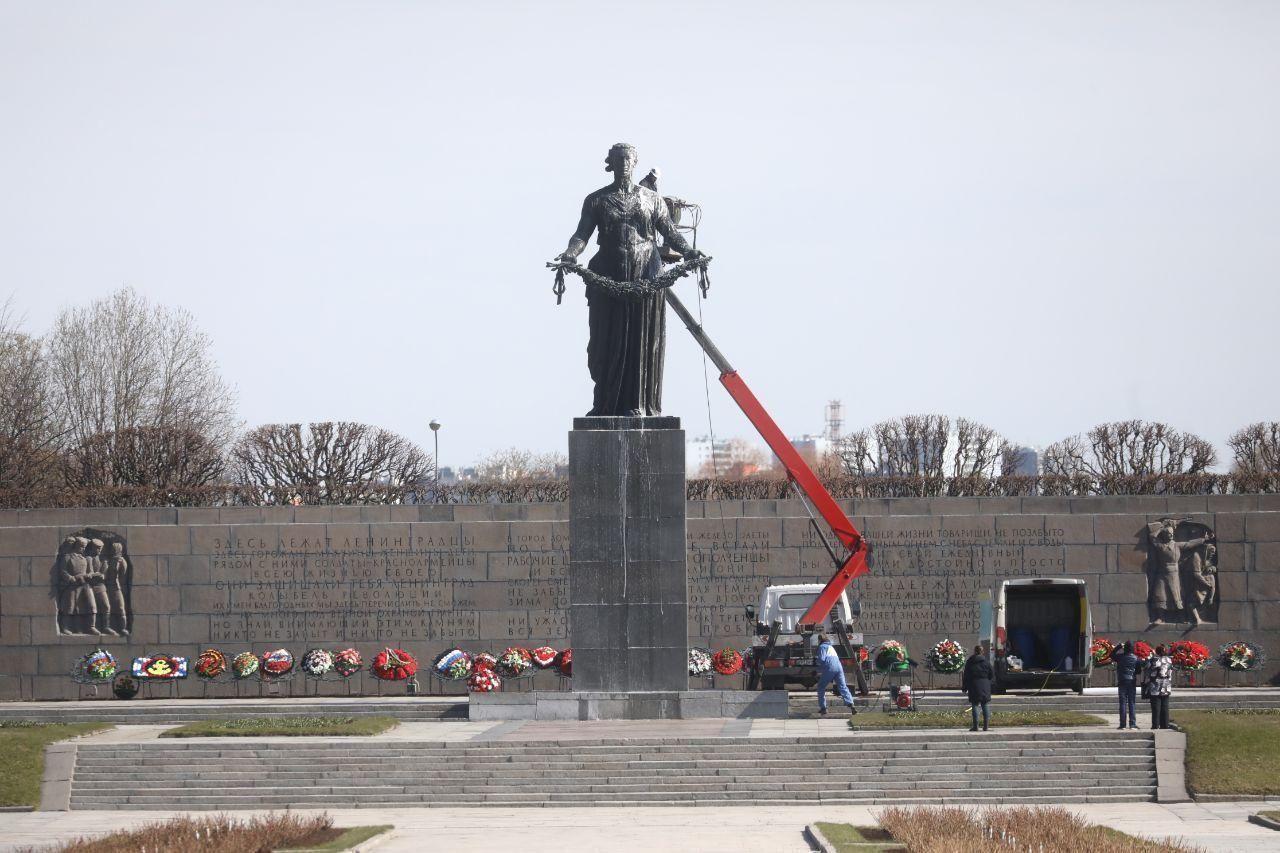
[{"x1": 986, "y1": 578, "x2": 1093, "y2": 694}]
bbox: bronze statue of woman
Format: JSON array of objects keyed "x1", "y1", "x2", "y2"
[{"x1": 555, "y1": 143, "x2": 704, "y2": 416}]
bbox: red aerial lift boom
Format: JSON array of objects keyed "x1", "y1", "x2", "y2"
[{"x1": 663, "y1": 288, "x2": 872, "y2": 631}]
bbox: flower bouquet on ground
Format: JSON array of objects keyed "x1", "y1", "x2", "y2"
[
  {"x1": 473, "y1": 652, "x2": 498, "y2": 674},
  {"x1": 231, "y1": 652, "x2": 259, "y2": 679},
  {"x1": 530, "y1": 646, "x2": 559, "y2": 669},
  {"x1": 132, "y1": 653, "x2": 188, "y2": 680},
  {"x1": 711, "y1": 648, "x2": 743, "y2": 676},
  {"x1": 194, "y1": 649, "x2": 227, "y2": 680},
  {"x1": 1170, "y1": 640, "x2": 1211, "y2": 671},
  {"x1": 371, "y1": 647, "x2": 418, "y2": 681},
  {"x1": 468, "y1": 669, "x2": 502, "y2": 693},
  {"x1": 496, "y1": 647, "x2": 534, "y2": 678},
  {"x1": 301, "y1": 649, "x2": 334, "y2": 678},
  {"x1": 1134, "y1": 641, "x2": 1154, "y2": 661},
  {"x1": 1090, "y1": 637, "x2": 1116, "y2": 668},
  {"x1": 874, "y1": 641, "x2": 909, "y2": 674},
  {"x1": 431, "y1": 648, "x2": 473, "y2": 681},
  {"x1": 334, "y1": 648, "x2": 363, "y2": 678},
  {"x1": 74, "y1": 649, "x2": 118, "y2": 684},
  {"x1": 260, "y1": 649, "x2": 295, "y2": 679},
  {"x1": 555, "y1": 648, "x2": 572, "y2": 677},
  {"x1": 688, "y1": 647, "x2": 713, "y2": 677},
  {"x1": 1218, "y1": 641, "x2": 1263, "y2": 672},
  {"x1": 927, "y1": 639, "x2": 965, "y2": 674}
]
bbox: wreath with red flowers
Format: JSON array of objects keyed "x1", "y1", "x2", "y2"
[
  {"x1": 468, "y1": 669, "x2": 502, "y2": 692},
  {"x1": 496, "y1": 647, "x2": 534, "y2": 678},
  {"x1": 711, "y1": 648, "x2": 743, "y2": 676},
  {"x1": 371, "y1": 647, "x2": 418, "y2": 681},
  {"x1": 555, "y1": 648, "x2": 572, "y2": 677},
  {"x1": 194, "y1": 649, "x2": 227, "y2": 679},
  {"x1": 1134, "y1": 641, "x2": 1154, "y2": 661},
  {"x1": 530, "y1": 646, "x2": 559, "y2": 669},
  {"x1": 473, "y1": 652, "x2": 498, "y2": 674}
]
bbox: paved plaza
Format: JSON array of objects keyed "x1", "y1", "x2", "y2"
[{"x1": 2, "y1": 801, "x2": 1279, "y2": 852}]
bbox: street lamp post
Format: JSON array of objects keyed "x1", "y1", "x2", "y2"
[{"x1": 429, "y1": 419, "x2": 441, "y2": 495}]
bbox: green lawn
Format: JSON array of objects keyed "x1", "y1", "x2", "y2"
[
  {"x1": 1178, "y1": 709, "x2": 1280, "y2": 796},
  {"x1": 160, "y1": 716, "x2": 397, "y2": 738},
  {"x1": 812, "y1": 822, "x2": 904, "y2": 852},
  {"x1": 848, "y1": 709, "x2": 1105, "y2": 729},
  {"x1": 0, "y1": 722, "x2": 110, "y2": 808}
]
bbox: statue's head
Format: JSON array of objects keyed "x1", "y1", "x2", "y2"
[
  {"x1": 604, "y1": 142, "x2": 638, "y2": 180},
  {"x1": 110, "y1": 542, "x2": 123, "y2": 556},
  {"x1": 1205, "y1": 542, "x2": 1216, "y2": 560},
  {"x1": 1156, "y1": 525, "x2": 1174, "y2": 542},
  {"x1": 61, "y1": 536, "x2": 76, "y2": 550},
  {"x1": 73, "y1": 536, "x2": 88, "y2": 552},
  {"x1": 87, "y1": 538, "x2": 103, "y2": 555}
]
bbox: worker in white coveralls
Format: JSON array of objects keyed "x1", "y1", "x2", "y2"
[{"x1": 815, "y1": 633, "x2": 856, "y2": 717}]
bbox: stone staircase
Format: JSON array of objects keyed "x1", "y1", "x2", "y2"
[{"x1": 67, "y1": 730, "x2": 1156, "y2": 809}]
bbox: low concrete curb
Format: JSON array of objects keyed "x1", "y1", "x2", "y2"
[
  {"x1": 39, "y1": 742, "x2": 77, "y2": 811},
  {"x1": 1248, "y1": 813, "x2": 1280, "y2": 831},
  {"x1": 804, "y1": 823, "x2": 836, "y2": 853},
  {"x1": 1153, "y1": 729, "x2": 1190, "y2": 803}
]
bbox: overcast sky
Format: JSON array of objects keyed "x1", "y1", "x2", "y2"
[{"x1": 2, "y1": 2, "x2": 1277, "y2": 469}]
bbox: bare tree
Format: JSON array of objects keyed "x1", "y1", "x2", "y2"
[
  {"x1": 1228, "y1": 422, "x2": 1280, "y2": 474},
  {"x1": 0, "y1": 299, "x2": 63, "y2": 493},
  {"x1": 44, "y1": 287, "x2": 238, "y2": 450},
  {"x1": 476, "y1": 447, "x2": 567, "y2": 481},
  {"x1": 65, "y1": 426, "x2": 225, "y2": 489},
  {"x1": 832, "y1": 428, "x2": 877, "y2": 476},
  {"x1": 230, "y1": 422, "x2": 432, "y2": 504},
  {"x1": 951, "y1": 417, "x2": 1020, "y2": 478},
  {"x1": 1043, "y1": 420, "x2": 1217, "y2": 478}
]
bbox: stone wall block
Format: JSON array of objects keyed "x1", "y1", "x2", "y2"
[
  {"x1": 0, "y1": 527, "x2": 57, "y2": 558},
  {"x1": 1258, "y1": 494, "x2": 1280, "y2": 511},
  {"x1": 741, "y1": 500, "x2": 778, "y2": 517},
  {"x1": 1206, "y1": 495, "x2": 1258, "y2": 512},
  {"x1": 217, "y1": 507, "x2": 264, "y2": 524},
  {"x1": 1043, "y1": 514, "x2": 1095, "y2": 544},
  {"x1": 1248, "y1": 572, "x2": 1280, "y2": 603},
  {"x1": 1213, "y1": 513, "x2": 1246, "y2": 543},
  {"x1": 1064, "y1": 545, "x2": 1107, "y2": 574},
  {"x1": 1094, "y1": 515, "x2": 1149, "y2": 545},
  {"x1": 176, "y1": 508, "x2": 220, "y2": 525},
  {"x1": 1213, "y1": 542, "x2": 1249, "y2": 573},
  {"x1": 1255, "y1": 542, "x2": 1280, "y2": 572},
  {"x1": 1245, "y1": 513, "x2": 1280, "y2": 542},
  {"x1": 130, "y1": 585, "x2": 181, "y2": 615},
  {"x1": 165, "y1": 614, "x2": 211, "y2": 644},
  {"x1": 122, "y1": 525, "x2": 191, "y2": 556},
  {"x1": 222, "y1": 525, "x2": 280, "y2": 553},
  {"x1": 886, "y1": 498, "x2": 931, "y2": 516},
  {"x1": 1019, "y1": 497, "x2": 1072, "y2": 513},
  {"x1": 293, "y1": 506, "x2": 333, "y2": 523},
  {"x1": 1100, "y1": 573, "x2": 1148, "y2": 603},
  {"x1": 128, "y1": 555, "x2": 160, "y2": 586},
  {"x1": 1165, "y1": 496, "x2": 1209, "y2": 514},
  {"x1": 178, "y1": 584, "x2": 229, "y2": 613},
  {"x1": 461, "y1": 522, "x2": 511, "y2": 553},
  {"x1": 454, "y1": 505, "x2": 494, "y2": 522},
  {"x1": 190, "y1": 526, "x2": 232, "y2": 555},
  {"x1": 416, "y1": 505, "x2": 456, "y2": 522},
  {"x1": 325, "y1": 524, "x2": 373, "y2": 551}
]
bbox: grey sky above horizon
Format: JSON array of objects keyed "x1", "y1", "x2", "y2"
[{"x1": 2, "y1": 1, "x2": 1277, "y2": 470}]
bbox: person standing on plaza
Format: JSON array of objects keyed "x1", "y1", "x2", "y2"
[
  {"x1": 1114, "y1": 641, "x2": 1141, "y2": 729},
  {"x1": 962, "y1": 645, "x2": 993, "y2": 732},
  {"x1": 815, "y1": 634, "x2": 856, "y2": 717},
  {"x1": 1145, "y1": 644, "x2": 1174, "y2": 729}
]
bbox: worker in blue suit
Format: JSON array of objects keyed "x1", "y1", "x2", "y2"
[{"x1": 816, "y1": 633, "x2": 857, "y2": 717}]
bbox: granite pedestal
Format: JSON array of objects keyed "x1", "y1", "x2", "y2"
[
  {"x1": 469, "y1": 689, "x2": 789, "y2": 720},
  {"x1": 567, "y1": 416, "x2": 688, "y2": 693}
]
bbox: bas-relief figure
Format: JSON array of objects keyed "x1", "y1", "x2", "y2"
[
  {"x1": 53, "y1": 529, "x2": 131, "y2": 636},
  {"x1": 555, "y1": 143, "x2": 705, "y2": 417},
  {"x1": 1143, "y1": 518, "x2": 1217, "y2": 628}
]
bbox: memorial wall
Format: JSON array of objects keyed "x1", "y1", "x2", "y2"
[{"x1": 1, "y1": 494, "x2": 1277, "y2": 699}]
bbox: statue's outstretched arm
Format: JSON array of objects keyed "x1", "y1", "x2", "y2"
[{"x1": 558, "y1": 197, "x2": 596, "y2": 262}]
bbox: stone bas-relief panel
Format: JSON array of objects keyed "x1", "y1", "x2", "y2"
[
  {"x1": 0, "y1": 504, "x2": 1277, "y2": 699},
  {"x1": 54, "y1": 528, "x2": 132, "y2": 637}
]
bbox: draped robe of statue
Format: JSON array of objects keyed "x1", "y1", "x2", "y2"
[{"x1": 569, "y1": 182, "x2": 694, "y2": 416}]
